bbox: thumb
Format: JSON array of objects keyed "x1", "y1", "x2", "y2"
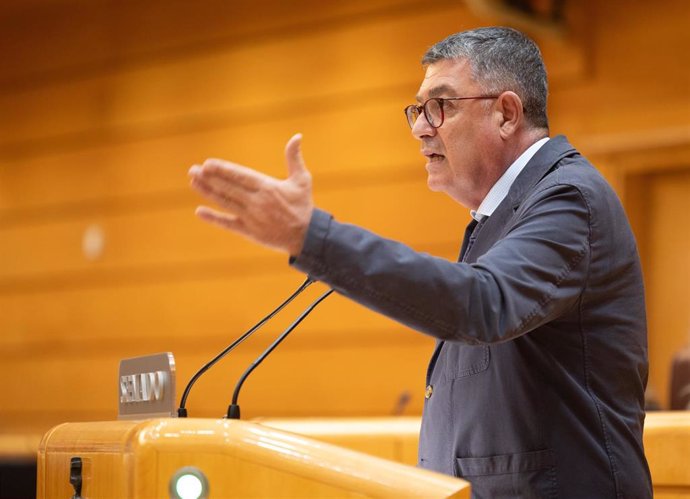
[{"x1": 285, "y1": 133, "x2": 309, "y2": 180}]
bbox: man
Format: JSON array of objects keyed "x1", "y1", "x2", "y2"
[{"x1": 189, "y1": 27, "x2": 652, "y2": 498}]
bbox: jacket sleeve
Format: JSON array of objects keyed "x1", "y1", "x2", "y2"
[{"x1": 291, "y1": 182, "x2": 591, "y2": 344}]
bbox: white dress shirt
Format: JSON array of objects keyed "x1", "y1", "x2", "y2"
[{"x1": 471, "y1": 137, "x2": 550, "y2": 221}]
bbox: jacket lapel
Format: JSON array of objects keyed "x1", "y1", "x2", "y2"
[{"x1": 463, "y1": 135, "x2": 578, "y2": 262}]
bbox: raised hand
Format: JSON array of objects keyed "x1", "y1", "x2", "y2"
[{"x1": 188, "y1": 133, "x2": 314, "y2": 256}]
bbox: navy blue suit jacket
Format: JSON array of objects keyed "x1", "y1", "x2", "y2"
[{"x1": 293, "y1": 136, "x2": 652, "y2": 498}]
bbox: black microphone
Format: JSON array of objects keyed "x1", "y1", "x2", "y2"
[
  {"x1": 177, "y1": 277, "x2": 313, "y2": 417},
  {"x1": 227, "y1": 288, "x2": 334, "y2": 419}
]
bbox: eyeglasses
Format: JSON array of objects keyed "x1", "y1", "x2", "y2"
[{"x1": 404, "y1": 96, "x2": 499, "y2": 129}]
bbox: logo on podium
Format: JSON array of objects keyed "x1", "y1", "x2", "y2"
[{"x1": 118, "y1": 352, "x2": 176, "y2": 419}]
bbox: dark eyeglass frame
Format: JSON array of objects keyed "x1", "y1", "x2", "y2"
[{"x1": 404, "y1": 95, "x2": 500, "y2": 129}]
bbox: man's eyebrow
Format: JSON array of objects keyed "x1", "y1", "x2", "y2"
[{"x1": 416, "y1": 84, "x2": 454, "y2": 102}]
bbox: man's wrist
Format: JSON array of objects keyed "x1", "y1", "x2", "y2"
[
  {"x1": 289, "y1": 208, "x2": 333, "y2": 267},
  {"x1": 287, "y1": 206, "x2": 314, "y2": 257}
]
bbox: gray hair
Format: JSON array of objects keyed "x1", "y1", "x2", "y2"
[{"x1": 422, "y1": 27, "x2": 549, "y2": 130}]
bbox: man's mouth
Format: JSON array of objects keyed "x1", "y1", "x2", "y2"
[{"x1": 425, "y1": 153, "x2": 445, "y2": 163}]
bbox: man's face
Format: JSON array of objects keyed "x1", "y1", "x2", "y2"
[{"x1": 412, "y1": 58, "x2": 502, "y2": 209}]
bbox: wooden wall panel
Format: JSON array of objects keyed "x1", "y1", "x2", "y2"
[
  {"x1": 0, "y1": 180, "x2": 463, "y2": 280},
  {"x1": 0, "y1": 99, "x2": 420, "y2": 212},
  {"x1": 548, "y1": 0, "x2": 690, "y2": 139},
  {"x1": 639, "y1": 170, "x2": 690, "y2": 408},
  {"x1": 1, "y1": 331, "x2": 434, "y2": 433},
  {"x1": 0, "y1": 1, "x2": 587, "y2": 154},
  {"x1": 0, "y1": 272, "x2": 450, "y2": 353},
  {"x1": 0, "y1": 0, "x2": 432, "y2": 88},
  {"x1": 0, "y1": 6, "x2": 450, "y2": 146}
]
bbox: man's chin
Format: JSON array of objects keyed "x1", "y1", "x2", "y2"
[{"x1": 426, "y1": 175, "x2": 446, "y2": 193}]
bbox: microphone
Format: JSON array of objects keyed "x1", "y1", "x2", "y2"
[
  {"x1": 177, "y1": 277, "x2": 313, "y2": 417},
  {"x1": 227, "y1": 288, "x2": 334, "y2": 419}
]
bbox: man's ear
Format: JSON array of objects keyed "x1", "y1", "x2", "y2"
[{"x1": 496, "y1": 91, "x2": 523, "y2": 139}]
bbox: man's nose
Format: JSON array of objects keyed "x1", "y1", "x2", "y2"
[{"x1": 411, "y1": 113, "x2": 435, "y2": 140}]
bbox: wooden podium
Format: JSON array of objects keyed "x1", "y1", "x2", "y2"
[{"x1": 37, "y1": 418, "x2": 470, "y2": 498}]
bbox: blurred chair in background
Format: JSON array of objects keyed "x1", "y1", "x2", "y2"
[{"x1": 670, "y1": 343, "x2": 690, "y2": 410}]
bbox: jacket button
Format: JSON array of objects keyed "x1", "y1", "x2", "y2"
[{"x1": 425, "y1": 385, "x2": 433, "y2": 399}]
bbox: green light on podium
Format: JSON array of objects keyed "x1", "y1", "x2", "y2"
[{"x1": 169, "y1": 466, "x2": 209, "y2": 499}]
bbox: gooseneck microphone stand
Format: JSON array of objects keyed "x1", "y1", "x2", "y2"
[
  {"x1": 227, "y1": 288, "x2": 334, "y2": 419},
  {"x1": 177, "y1": 277, "x2": 313, "y2": 417}
]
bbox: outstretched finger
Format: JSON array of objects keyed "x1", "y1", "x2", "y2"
[
  {"x1": 190, "y1": 174, "x2": 247, "y2": 212},
  {"x1": 200, "y1": 159, "x2": 265, "y2": 191},
  {"x1": 195, "y1": 206, "x2": 247, "y2": 234},
  {"x1": 285, "y1": 133, "x2": 309, "y2": 180}
]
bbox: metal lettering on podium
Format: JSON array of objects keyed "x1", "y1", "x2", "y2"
[{"x1": 118, "y1": 352, "x2": 176, "y2": 419}]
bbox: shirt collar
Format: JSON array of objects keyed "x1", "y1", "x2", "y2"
[{"x1": 471, "y1": 137, "x2": 550, "y2": 221}]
